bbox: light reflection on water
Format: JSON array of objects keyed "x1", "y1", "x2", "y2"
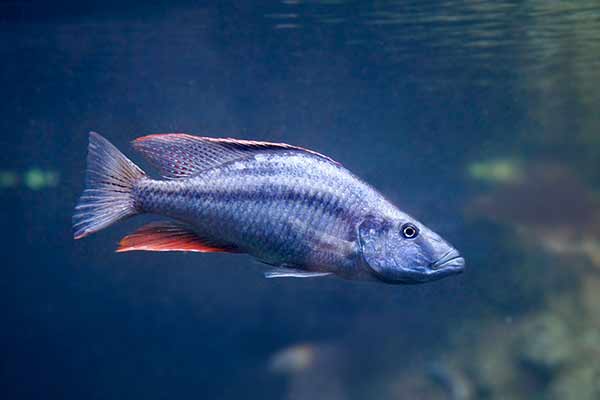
[{"x1": 265, "y1": 0, "x2": 600, "y2": 91}]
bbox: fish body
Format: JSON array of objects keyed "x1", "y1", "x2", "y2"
[
  {"x1": 74, "y1": 132, "x2": 464, "y2": 284},
  {"x1": 134, "y1": 151, "x2": 390, "y2": 278}
]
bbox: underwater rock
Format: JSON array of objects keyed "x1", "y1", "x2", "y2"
[
  {"x1": 384, "y1": 371, "x2": 451, "y2": 400},
  {"x1": 467, "y1": 162, "x2": 600, "y2": 269},
  {"x1": 427, "y1": 361, "x2": 474, "y2": 400},
  {"x1": 431, "y1": 282, "x2": 600, "y2": 400},
  {"x1": 549, "y1": 363, "x2": 600, "y2": 400},
  {"x1": 269, "y1": 343, "x2": 320, "y2": 374},
  {"x1": 516, "y1": 313, "x2": 573, "y2": 371},
  {"x1": 580, "y1": 276, "x2": 600, "y2": 321},
  {"x1": 269, "y1": 342, "x2": 346, "y2": 400},
  {"x1": 466, "y1": 322, "x2": 523, "y2": 399}
]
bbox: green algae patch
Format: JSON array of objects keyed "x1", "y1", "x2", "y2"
[
  {"x1": 468, "y1": 159, "x2": 523, "y2": 184},
  {"x1": 24, "y1": 169, "x2": 60, "y2": 191}
]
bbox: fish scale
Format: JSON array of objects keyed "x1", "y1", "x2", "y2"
[{"x1": 133, "y1": 153, "x2": 377, "y2": 271}]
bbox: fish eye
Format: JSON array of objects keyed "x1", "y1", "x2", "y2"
[{"x1": 401, "y1": 223, "x2": 419, "y2": 239}]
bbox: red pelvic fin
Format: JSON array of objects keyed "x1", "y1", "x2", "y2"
[{"x1": 117, "y1": 221, "x2": 238, "y2": 253}]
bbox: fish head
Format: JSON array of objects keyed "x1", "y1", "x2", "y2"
[{"x1": 357, "y1": 215, "x2": 465, "y2": 283}]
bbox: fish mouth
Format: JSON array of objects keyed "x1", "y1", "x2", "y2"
[{"x1": 431, "y1": 250, "x2": 465, "y2": 272}]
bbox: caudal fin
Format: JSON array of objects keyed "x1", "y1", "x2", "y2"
[{"x1": 73, "y1": 132, "x2": 146, "y2": 239}]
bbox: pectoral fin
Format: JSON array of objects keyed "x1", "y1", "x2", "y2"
[{"x1": 264, "y1": 266, "x2": 333, "y2": 279}]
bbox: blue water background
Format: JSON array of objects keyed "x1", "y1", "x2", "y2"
[{"x1": 2, "y1": 1, "x2": 599, "y2": 399}]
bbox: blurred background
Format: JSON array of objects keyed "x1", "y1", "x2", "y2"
[{"x1": 2, "y1": 1, "x2": 599, "y2": 399}]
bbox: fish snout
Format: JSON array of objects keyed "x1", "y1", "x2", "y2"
[{"x1": 430, "y1": 249, "x2": 465, "y2": 273}]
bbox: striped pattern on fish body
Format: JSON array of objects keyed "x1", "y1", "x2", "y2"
[
  {"x1": 73, "y1": 132, "x2": 465, "y2": 284},
  {"x1": 133, "y1": 150, "x2": 397, "y2": 276}
]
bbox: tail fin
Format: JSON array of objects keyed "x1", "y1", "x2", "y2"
[{"x1": 73, "y1": 132, "x2": 146, "y2": 239}]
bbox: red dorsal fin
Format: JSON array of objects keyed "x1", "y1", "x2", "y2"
[
  {"x1": 117, "y1": 221, "x2": 239, "y2": 253},
  {"x1": 132, "y1": 133, "x2": 339, "y2": 179}
]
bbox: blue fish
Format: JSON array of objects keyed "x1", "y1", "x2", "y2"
[{"x1": 73, "y1": 132, "x2": 464, "y2": 283}]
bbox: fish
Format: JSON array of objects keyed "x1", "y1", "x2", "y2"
[{"x1": 73, "y1": 132, "x2": 465, "y2": 284}]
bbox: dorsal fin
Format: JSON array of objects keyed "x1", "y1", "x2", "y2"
[
  {"x1": 132, "y1": 133, "x2": 338, "y2": 179},
  {"x1": 116, "y1": 221, "x2": 240, "y2": 253}
]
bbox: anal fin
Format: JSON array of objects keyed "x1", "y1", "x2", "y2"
[{"x1": 117, "y1": 221, "x2": 239, "y2": 253}]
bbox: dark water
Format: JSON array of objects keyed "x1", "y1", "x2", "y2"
[{"x1": 3, "y1": 1, "x2": 600, "y2": 399}]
